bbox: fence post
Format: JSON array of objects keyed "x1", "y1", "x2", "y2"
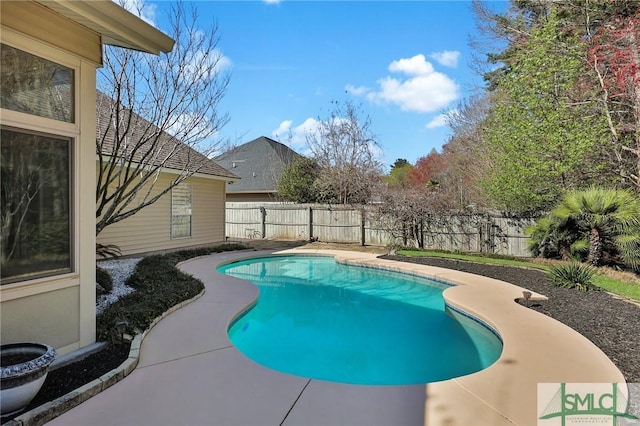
[
  {"x1": 487, "y1": 219, "x2": 495, "y2": 254},
  {"x1": 479, "y1": 218, "x2": 493, "y2": 253},
  {"x1": 260, "y1": 206, "x2": 266, "y2": 239},
  {"x1": 308, "y1": 207, "x2": 313, "y2": 241},
  {"x1": 360, "y1": 209, "x2": 366, "y2": 246}
]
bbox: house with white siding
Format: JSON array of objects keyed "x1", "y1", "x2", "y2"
[
  {"x1": 95, "y1": 92, "x2": 239, "y2": 257},
  {"x1": 0, "y1": 0, "x2": 174, "y2": 355}
]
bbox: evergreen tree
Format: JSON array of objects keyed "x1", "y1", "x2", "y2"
[{"x1": 277, "y1": 157, "x2": 321, "y2": 203}]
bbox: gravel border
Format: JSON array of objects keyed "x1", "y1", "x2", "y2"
[
  {"x1": 381, "y1": 255, "x2": 640, "y2": 383},
  {"x1": 96, "y1": 258, "x2": 141, "y2": 314}
]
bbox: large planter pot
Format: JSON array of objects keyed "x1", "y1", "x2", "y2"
[{"x1": 1, "y1": 343, "x2": 56, "y2": 416}]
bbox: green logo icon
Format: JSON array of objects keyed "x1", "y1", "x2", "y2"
[{"x1": 539, "y1": 383, "x2": 639, "y2": 426}]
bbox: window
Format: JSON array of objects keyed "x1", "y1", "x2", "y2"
[
  {"x1": 0, "y1": 41, "x2": 77, "y2": 285},
  {"x1": 171, "y1": 184, "x2": 192, "y2": 238},
  {"x1": 0, "y1": 43, "x2": 74, "y2": 123},
  {"x1": 1, "y1": 128, "x2": 72, "y2": 284}
]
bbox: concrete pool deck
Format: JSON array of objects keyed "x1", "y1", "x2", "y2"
[{"x1": 48, "y1": 248, "x2": 625, "y2": 426}]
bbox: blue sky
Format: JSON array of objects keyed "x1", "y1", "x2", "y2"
[{"x1": 133, "y1": 1, "x2": 503, "y2": 171}]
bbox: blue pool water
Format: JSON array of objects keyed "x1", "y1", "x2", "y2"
[{"x1": 219, "y1": 256, "x2": 502, "y2": 385}]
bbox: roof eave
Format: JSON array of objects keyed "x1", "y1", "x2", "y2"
[
  {"x1": 38, "y1": 0, "x2": 174, "y2": 55},
  {"x1": 95, "y1": 155, "x2": 240, "y2": 182}
]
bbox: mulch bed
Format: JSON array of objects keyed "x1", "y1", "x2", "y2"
[
  {"x1": 1, "y1": 342, "x2": 130, "y2": 424},
  {"x1": 382, "y1": 255, "x2": 640, "y2": 383}
]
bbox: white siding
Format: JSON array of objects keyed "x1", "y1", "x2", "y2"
[{"x1": 98, "y1": 174, "x2": 226, "y2": 256}]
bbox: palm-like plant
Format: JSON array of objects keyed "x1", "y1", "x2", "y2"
[
  {"x1": 549, "y1": 187, "x2": 640, "y2": 269},
  {"x1": 526, "y1": 215, "x2": 579, "y2": 260}
]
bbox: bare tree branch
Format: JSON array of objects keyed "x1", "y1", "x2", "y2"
[
  {"x1": 96, "y1": 2, "x2": 231, "y2": 236},
  {"x1": 305, "y1": 100, "x2": 383, "y2": 204}
]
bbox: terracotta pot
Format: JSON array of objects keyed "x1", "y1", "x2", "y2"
[{"x1": 1, "y1": 343, "x2": 56, "y2": 416}]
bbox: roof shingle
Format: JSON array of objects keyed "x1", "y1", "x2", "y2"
[
  {"x1": 215, "y1": 136, "x2": 301, "y2": 193},
  {"x1": 96, "y1": 91, "x2": 238, "y2": 180}
]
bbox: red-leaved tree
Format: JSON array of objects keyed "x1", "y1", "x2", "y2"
[
  {"x1": 589, "y1": 7, "x2": 640, "y2": 189},
  {"x1": 407, "y1": 149, "x2": 446, "y2": 188}
]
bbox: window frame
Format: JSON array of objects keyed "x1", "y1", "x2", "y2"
[
  {"x1": 171, "y1": 183, "x2": 193, "y2": 239},
  {"x1": 1, "y1": 126, "x2": 74, "y2": 285},
  {"x1": 1, "y1": 43, "x2": 75, "y2": 123},
  {"x1": 0, "y1": 29, "x2": 81, "y2": 287}
]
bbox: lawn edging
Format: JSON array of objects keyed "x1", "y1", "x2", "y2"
[{"x1": 397, "y1": 250, "x2": 640, "y2": 302}]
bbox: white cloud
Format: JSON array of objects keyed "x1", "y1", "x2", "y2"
[
  {"x1": 345, "y1": 84, "x2": 370, "y2": 96},
  {"x1": 367, "y1": 72, "x2": 458, "y2": 113},
  {"x1": 182, "y1": 48, "x2": 232, "y2": 80},
  {"x1": 263, "y1": 0, "x2": 282, "y2": 4},
  {"x1": 425, "y1": 113, "x2": 449, "y2": 129},
  {"x1": 272, "y1": 118, "x2": 320, "y2": 147},
  {"x1": 165, "y1": 112, "x2": 219, "y2": 153},
  {"x1": 429, "y1": 50, "x2": 460, "y2": 68},
  {"x1": 271, "y1": 117, "x2": 384, "y2": 163},
  {"x1": 114, "y1": 0, "x2": 157, "y2": 26},
  {"x1": 388, "y1": 54, "x2": 434, "y2": 76},
  {"x1": 272, "y1": 120, "x2": 293, "y2": 139},
  {"x1": 211, "y1": 49, "x2": 233, "y2": 72},
  {"x1": 350, "y1": 54, "x2": 459, "y2": 114}
]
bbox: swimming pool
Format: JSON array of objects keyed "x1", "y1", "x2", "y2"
[{"x1": 219, "y1": 255, "x2": 502, "y2": 385}]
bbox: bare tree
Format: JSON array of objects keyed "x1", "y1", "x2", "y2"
[
  {"x1": 438, "y1": 94, "x2": 492, "y2": 209},
  {"x1": 96, "y1": 2, "x2": 230, "y2": 237},
  {"x1": 375, "y1": 186, "x2": 432, "y2": 248},
  {"x1": 305, "y1": 100, "x2": 383, "y2": 204}
]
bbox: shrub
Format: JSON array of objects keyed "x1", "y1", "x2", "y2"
[
  {"x1": 96, "y1": 243, "x2": 248, "y2": 340},
  {"x1": 96, "y1": 266, "x2": 113, "y2": 293},
  {"x1": 547, "y1": 262, "x2": 596, "y2": 291},
  {"x1": 528, "y1": 187, "x2": 640, "y2": 271}
]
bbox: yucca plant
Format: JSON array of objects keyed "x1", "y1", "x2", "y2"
[{"x1": 547, "y1": 262, "x2": 596, "y2": 291}]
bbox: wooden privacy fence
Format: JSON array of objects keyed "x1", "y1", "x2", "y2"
[{"x1": 226, "y1": 202, "x2": 534, "y2": 257}]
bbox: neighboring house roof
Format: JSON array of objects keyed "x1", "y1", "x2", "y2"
[
  {"x1": 215, "y1": 136, "x2": 301, "y2": 193},
  {"x1": 96, "y1": 91, "x2": 239, "y2": 181},
  {"x1": 37, "y1": 0, "x2": 174, "y2": 54}
]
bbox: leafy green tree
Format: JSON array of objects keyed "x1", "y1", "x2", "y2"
[
  {"x1": 482, "y1": 10, "x2": 611, "y2": 213},
  {"x1": 390, "y1": 158, "x2": 410, "y2": 170},
  {"x1": 277, "y1": 156, "x2": 321, "y2": 203},
  {"x1": 529, "y1": 187, "x2": 640, "y2": 270},
  {"x1": 384, "y1": 159, "x2": 413, "y2": 188}
]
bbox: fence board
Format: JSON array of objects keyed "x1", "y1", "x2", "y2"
[{"x1": 226, "y1": 202, "x2": 534, "y2": 256}]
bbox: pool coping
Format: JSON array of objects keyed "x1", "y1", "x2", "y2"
[{"x1": 275, "y1": 248, "x2": 626, "y2": 425}]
